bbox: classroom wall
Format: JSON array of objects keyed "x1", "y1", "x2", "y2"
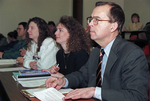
[
  {"x1": 0, "y1": 0, "x2": 149, "y2": 38},
  {"x1": 0, "y1": 0, "x2": 73, "y2": 37}
]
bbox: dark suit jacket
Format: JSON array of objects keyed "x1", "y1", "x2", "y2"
[{"x1": 66, "y1": 35, "x2": 149, "y2": 101}]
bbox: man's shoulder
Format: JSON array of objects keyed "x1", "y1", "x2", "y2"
[{"x1": 112, "y1": 36, "x2": 142, "y2": 54}]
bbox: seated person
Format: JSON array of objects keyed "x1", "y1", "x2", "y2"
[
  {"x1": 0, "y1": 33, "x2": 8, "y2": 46},
  {"x1": 139, "y1": 22, "x2": 150, "y2": 40},
  {"x1": 42, "y1": 16, "x2": 91, "y2": 78},
  {"x1": 124, "y1": 13, "x2": 143, "y2": 39},
  {"x1": 46, "y1": 1, "x2": 149, "y2": 101},
  {"x1": 124, "y1": 13, "x2": 143, "y2": 31},
  {"x1": 48, "y1": 21, "x2": 57, "y2": 34},
  {"x1": 138, "y1": 22, "x2": 150, "y2": 55},
  {"x1": 23, "y1": 17, "x2": 58, "y2": 70},
  {"x1": 0, "y1": 22, "x2": 27, "y2": 59},
  {"x1": 0, "y1": 30, "x2": 19, "y2": 52}
]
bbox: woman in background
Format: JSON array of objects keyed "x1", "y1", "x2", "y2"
[
  {"x1": 124, "y1": 13, "x2": 143, "y2": 39},
  {"x1": 23, "y1": 17, "x2": 58, "y2": 70},
  {"x1": 42, "y1": 16, "x2": 91, "y2": 77},
  {"x1": 124, "y1": 13, "x2": 143, "y2": 31}
]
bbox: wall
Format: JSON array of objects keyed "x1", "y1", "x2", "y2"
[
  {"x1": 0, "y1": 0, "x2": 150, "y2": 38},
  {"x1": 0, "y1": 0, "x2": 72, "y2": 37}
]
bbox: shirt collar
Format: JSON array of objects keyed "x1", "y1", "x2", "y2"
[{"x1": 103, "y1": 38, "x2": 116, "y2": 57}]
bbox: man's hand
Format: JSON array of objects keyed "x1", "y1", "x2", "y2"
[
  {"x1": 0, "y1": 52, "x2": 4, "y2": 58},
  {"x1": 46, "y1": 76, "x2": 66, "y2": 90},
  {"x1": 63, "y1": 87, "x2": 95, "y2": 100}
]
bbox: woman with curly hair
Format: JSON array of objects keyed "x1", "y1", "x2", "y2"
[
  {"x1": 42, "y1": 16, "x2": 91, "y2": 77},
  {"x1": 23, "y1": 17, "x2": 58, "y2": 70}
]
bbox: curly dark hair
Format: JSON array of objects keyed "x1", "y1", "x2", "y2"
[
  {"x1": 26, "y1": 17, "x2": 55, "y2": 52},
  {"x1": 57, "y1": 16, "x2": 91, "y2": 54}
]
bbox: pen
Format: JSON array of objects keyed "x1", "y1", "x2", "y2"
[
  {"x1": 56, "y1": 64, "x2": 59, "y2": 67},
  {"x1": 39, "y1": 78, "x2": 58, "y2": 87}
]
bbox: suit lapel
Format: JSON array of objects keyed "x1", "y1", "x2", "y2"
[
  {"x1": 102, "y1": 36, "x2": 122, "y2": 87},
  {"x1": 88, "y1": 47, "x2": 101, "y2": 86},
  {"x1": 91, "y1": 47, "x2": 101, "y2": 74}
]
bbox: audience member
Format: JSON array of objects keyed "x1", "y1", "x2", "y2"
[
  {"x1": 0, "y1": 30, "x2": 19, "y2": 52},
  {"x1": 0, "y1": 22, "x2": 27, "y2": 59},
  {"x1": 48, "y1": 21, "x2": 57, "y2": 34},
  {"x1": 124, "y1": 13, "x2": 143, "y2": 39},
  {"x1": 139, "y1": 22, "x2": 150, "y2": 40},
  {"x1": 23, "y1": 17, "x2": 58, "y2": 70},
  {"x1": 46, "y1": 1, "x2": 149, "y2": 101},
  {"x1": 124, "y1": 13, "x2": 143, "y2": 31},
  {"x1": 138, "y1": 22, "x2": 150, "y2": 55},
  {"x1": 42, "y1": 16, "x2": 91, "y2": 78},
  {"x1": 0, "y1": 33, "x2": 8, "y2": 46}
]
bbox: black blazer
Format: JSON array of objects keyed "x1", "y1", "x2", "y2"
[{"x1": 66, "y1": 35, "x2": 149, "y2": 101}]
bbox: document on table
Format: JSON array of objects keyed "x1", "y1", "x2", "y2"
[
  {"x1": 21, "y1": 87, "x2": 73, "y2": 98},
  {"x1": 19, "y1": 79, "x2": 47, "y2": 87},
  {"x1": 0, "y1": 67, "x2": 25, "y2": 72},
  {"x1": 33, "y1": 87, "x2": 65, "y2": 101},
  {"x1": 0, "y1": 59, "x2": 18, "y2": 65},
  {"x1": 22, "y1": 88, "x2": 47, "y2": 97}
]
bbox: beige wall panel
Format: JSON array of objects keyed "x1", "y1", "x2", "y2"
[{"x1": 0, "y1": 0, "x2": 72, "y2": 37}]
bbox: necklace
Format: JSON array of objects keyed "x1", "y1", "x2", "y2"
[{"x1": 63, "y1": 52, "x2": 70, "y2": 69}]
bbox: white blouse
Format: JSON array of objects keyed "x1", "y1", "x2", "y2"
[{"x1": 23, "y1": 38, "x2": 59, "y2": 69}]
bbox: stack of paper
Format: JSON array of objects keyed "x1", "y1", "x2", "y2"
[
  {"x1": 0, "y1": 67, "x2": 25, "y2": 72},
  {"x1": 0, "y1": 59, "x2": 17, "y2": 65},
  {"x1": 21, "y1": 87, "x2": 73, "y2": 101},
  {"x1": 33, "y1": 88, "x2": 65, "y2": 101},
  {"x1": 19, "y1": 79, "x2": 47, "y2": 87},
  {"x1": 12, "y1": 72, "x2": 51, "y2": 81}
]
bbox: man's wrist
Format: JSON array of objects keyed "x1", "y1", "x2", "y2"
[{"x1": 62, "y1": 77, "x2": 68, "y2": 87}]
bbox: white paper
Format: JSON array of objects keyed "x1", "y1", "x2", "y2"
[
  {"x1": 19, "y1": 79, "x2": 47, "y2": 87},
  {"x1": 0, "y1": 67, "x2": 25, "y2": 72},
  {"x1": 0, "y1": 59, "x2": 17, "y2": 65},
  {"x1": 24, "y1": 88, "x2": 47, "y2": 97},
  {"x1": 22, "y1": 88, "x2": 73, "y2": 98},
  {"x1": 33, "y1": 87, "x2": 65, "y2": 101}
]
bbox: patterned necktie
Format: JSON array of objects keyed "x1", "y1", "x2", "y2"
[{"x1": 96, "y1": 49, "x2": 105, "y2": 87}]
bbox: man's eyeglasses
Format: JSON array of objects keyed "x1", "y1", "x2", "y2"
[
  {"x1": 17, "y1": 28, "x2": 22, "y2": 31},
  {"x1": 87, "y1": 16, "x2": 111, "y2": 26}
]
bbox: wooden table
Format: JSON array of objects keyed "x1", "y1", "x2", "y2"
[{"x1": 0, "y1": 66, "x2": 99, "y2": 101}]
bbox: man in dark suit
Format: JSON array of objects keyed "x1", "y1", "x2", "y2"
[{"x1": 46, "y1": 1, "x2": 149, "y2": 101}]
